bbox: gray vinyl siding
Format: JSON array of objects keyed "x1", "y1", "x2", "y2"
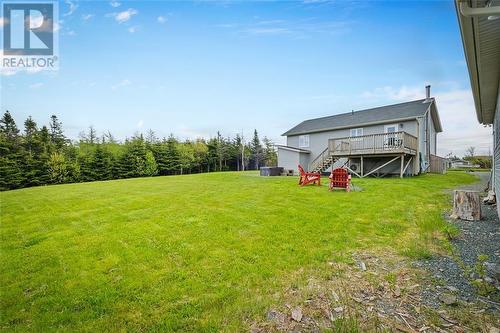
[
  {"x1": 283, "y1": 120, "x2": 419, "y2": 174},
  {"x1": 493, "y1": 84, "x2": 500, "y2": 218},
  {"x1": 277, "y1": 148, "x2": 310, "y2": 173},
  {"x1": 287, "y1": 120, "x2": 418, "y2": 163}
]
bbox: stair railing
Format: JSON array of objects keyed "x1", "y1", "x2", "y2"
[{"x1": 308, "y1": 147, "x2": 330, "y2": 172}]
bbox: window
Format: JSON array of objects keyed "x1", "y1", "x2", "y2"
[
  {"x1": 384, "y1": 124, "x2": 398, "y2": 133},
  {"x1": 299, "y1": 135, "x2": 309, "y2": 148},
  {"x1": 350, "y1": 128, "x2": 363, "y2": 137},
  {"x1": 384, "y1": 124, "x2": 399, "y2": 147}
]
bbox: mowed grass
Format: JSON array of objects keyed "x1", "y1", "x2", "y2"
[{"x1": 0, "y1": 171, "x2": 476, "y2": 331}]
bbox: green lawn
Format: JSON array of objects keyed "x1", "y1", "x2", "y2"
[{"x1": 0, "y1": 171, "x2": 476, "y2": 332}]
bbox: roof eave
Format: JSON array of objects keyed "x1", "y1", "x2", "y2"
[
  {"x1": 430, "y1": 99, "x2": 444, "y2": 133},
  {"x1": 282, "y1": 116, "x2": 421, "y2": 137},
  {"x1": 455, "y1": 0, "x2": 490, "y2": 124}
]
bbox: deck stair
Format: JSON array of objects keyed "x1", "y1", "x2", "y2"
[{"x1": 309, "y1": 148, "x2": 337, "y2": 173}]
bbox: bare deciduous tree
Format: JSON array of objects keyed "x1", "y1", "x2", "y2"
[{"x1": 465, "y1": 146, "x2": 476, "y2": 158}]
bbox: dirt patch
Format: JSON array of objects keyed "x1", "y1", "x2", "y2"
[{"x1": 252, "y1": 252, "x2": 499, "y2": 332}]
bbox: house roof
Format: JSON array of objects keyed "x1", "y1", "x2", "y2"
[
  {"x1": 282, "y1": 98, "x2": 442, "y2": 136},
  {"x1": 275, "y1": 145, "x2": 311, "y2": 153},
  {"x1": 455, "y1": 0, "x2": 500, "y2": 124}
]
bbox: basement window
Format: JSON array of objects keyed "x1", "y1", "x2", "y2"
[{"x1": 299, "y1": 135, "x2": 309, "y2": 148}]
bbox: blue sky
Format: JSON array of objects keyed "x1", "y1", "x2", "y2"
[{"x1": 0, "y1": 0, "x2": 492, "y2": 156}]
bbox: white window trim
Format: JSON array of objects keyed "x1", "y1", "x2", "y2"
[
  {"x1": 298, "y1": 135, "x2": 309, "y2": 148},
  {"x1": 384, "y1": 124, "x2": 398, "y2": 133},
  {"x1": 350, "y1": 128, "x2": 363, "y2": 137}
]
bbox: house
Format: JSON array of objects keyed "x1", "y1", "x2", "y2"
[
  {"x1": 277, "y1": 86, "x2": 443, "y2": 177},
  {"x1": 448, "y1": 158, "x2": 480, "y2": 169},
  {"x1": 455, "y1": 0, "x2": 500, "y2": 212}
]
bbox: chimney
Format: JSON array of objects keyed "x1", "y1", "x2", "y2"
[{"x1": 425, "y1": 85, "x2": 431, "y2": 101}]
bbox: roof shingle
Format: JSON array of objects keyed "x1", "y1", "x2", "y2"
[{"x1": 283, "y1": 99, "x2": 434, "y2": 136}]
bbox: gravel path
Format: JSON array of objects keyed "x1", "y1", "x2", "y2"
[{"x1": 415, "y1": 172, "x2": 500, "y2": 309}]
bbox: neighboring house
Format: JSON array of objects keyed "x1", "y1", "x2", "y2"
[
  {"x1": 449, "y1": 158, "x2": 480, "y2": 169},
  {"x1": 277, "y1": 86, "x2": 443, "y2": 177},
  {"x1": 455, "y1": 0, "x2": 500, "y2": 212}
]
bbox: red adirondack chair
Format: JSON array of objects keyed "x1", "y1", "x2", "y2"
[
  {"x1": 329, "y1": 168, "x2": 351, "y2": 192},
  {"x1": 298, "y1": 165, "x2": 321, "y2": 186}
]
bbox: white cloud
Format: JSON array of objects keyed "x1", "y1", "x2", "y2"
[
  {"x1": 245, "y1": 27, "x2": 291, "y2": 35},
  {"x1": 137, "y1": 120, "x2": 144, "y2": 128},
  {"x1": 361, "y1": 86, "x2": 424, "y2": 101},
  {"x1": 63, "y1": 0, "x2": 78, "y2": 17},
  {"x1": 29, "y1": 83, "x2": 44, "y2": 89},
  {"x1": 128, "y1": 25, "x2": 139, "y2": 33},
  {"x1": 157, "y1": 16, "x2": 167, "y2": 24},
  {"x1": 108, "y1": 8, "x2": 138, "y2": 24},
  {"x1": 360, "y1": 84, "x2": 492, "y2": 157},
  {"x1": 81, "y1": 14, "x2": 94, "y2": 21},
  {"x1": 220, "y1": 18, "x2": 352, "y2": 38},
  {"x1": 110, "y1": 1, "x2": 121, "y2": 8},
  {"x1": 111, "y1": 79, "x2": 131, "y2": 90}
]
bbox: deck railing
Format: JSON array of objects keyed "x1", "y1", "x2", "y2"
[{"x1": 328, "y1": 131, "x2": 418, "y2": 156}]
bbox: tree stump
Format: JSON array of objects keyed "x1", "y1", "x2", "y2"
[{"x1": 451, "y1": 190, "x2": 481, "y2": 221}]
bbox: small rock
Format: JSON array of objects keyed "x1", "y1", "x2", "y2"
[
  {"x1": 485, "y1": 262, "x2": 500, "y2": 280},
  {"x1": 485, "y1": 276, "x2": 494, "y2": 284},
  {"x1": 291, "y1": 307, "x2": 302, "y2": 322},
  {"x1": 333, "y1": 306, "x2": 344, "y2": 313},
  {"x1": 446, "y1": 286, "x2": 458, "y2": 292},
  {"x1": 394, "y1": 285, "x2": 401, "y2": 297},
  {"x1": 266, "y1": 310, "x2": 285, "y2": 323},
  {"x1": 439, "y1": 293, "x2": 457, "y2": 305},
  {"x1": 489, "y1": 327, "x2": 499, "y2": 333},
  {"x1": 359, "y1": 261, "x2": 367, "y2": 271}
]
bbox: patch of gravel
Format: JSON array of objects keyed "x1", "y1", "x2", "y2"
[{"x1": 416, "y1": 172, "x2": 500, "y2": 309}]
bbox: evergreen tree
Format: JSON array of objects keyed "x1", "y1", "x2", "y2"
[
  {"x1": 250, "y1": 129, "x2": 263, "y2": 170},
  {"x1": 151, "y1": 141, "x2": 169, "y2": 176},
  {"x1": 0, "y1": 111, "x2": 24, "y2": 189},
  {"x1": 91, "y1": 144, "x2": 113, "y2": 180},
  {"x1": 21, "y1": 116, "x2": 50, "y2": 187},
  {"x1": 144, "y1": 150, "x2": 158, "y2": 176},
  {"x1": 24, "y1": 116, "x2": 38, "y2": 156},
  {"x1": 262, "y1": 137, "x2": 277, "y2": 167},
  {"x1": 165, "y1": 135, "x2": 181, "y2": 174},
  {"x1": 206, "y1": 137, "x2": 218, "y2": 172},
  {"x1": 48, "y1": 152, "x2": 68, "y2": 184},
  {"x1": 0, "y1": 111, "x2": 20, "y2": 141},
  {"x1": 0, "y1": 110, "x2": 278, "y2": 190},
  {"x1": 49, "y1": 115, "x2": 66, "y2": 149},
  {"x1": 145, "y1": 129, "x2": 157, "y2": 145},
  {"x1": 119, "y1": 137, "x2": 148, "y2": 178}
]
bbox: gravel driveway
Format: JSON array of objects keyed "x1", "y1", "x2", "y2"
[{"x1": 415, "y1": 172, "x2": 500, "y2": 310}]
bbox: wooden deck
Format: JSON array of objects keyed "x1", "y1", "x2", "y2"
[{"x1": 328, "y1": 131, "x2": 418, "y2": 157}]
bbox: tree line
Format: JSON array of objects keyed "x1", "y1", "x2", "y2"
[{"x1": 0, "y1": 111, "x2": 277, "y2": 191}]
